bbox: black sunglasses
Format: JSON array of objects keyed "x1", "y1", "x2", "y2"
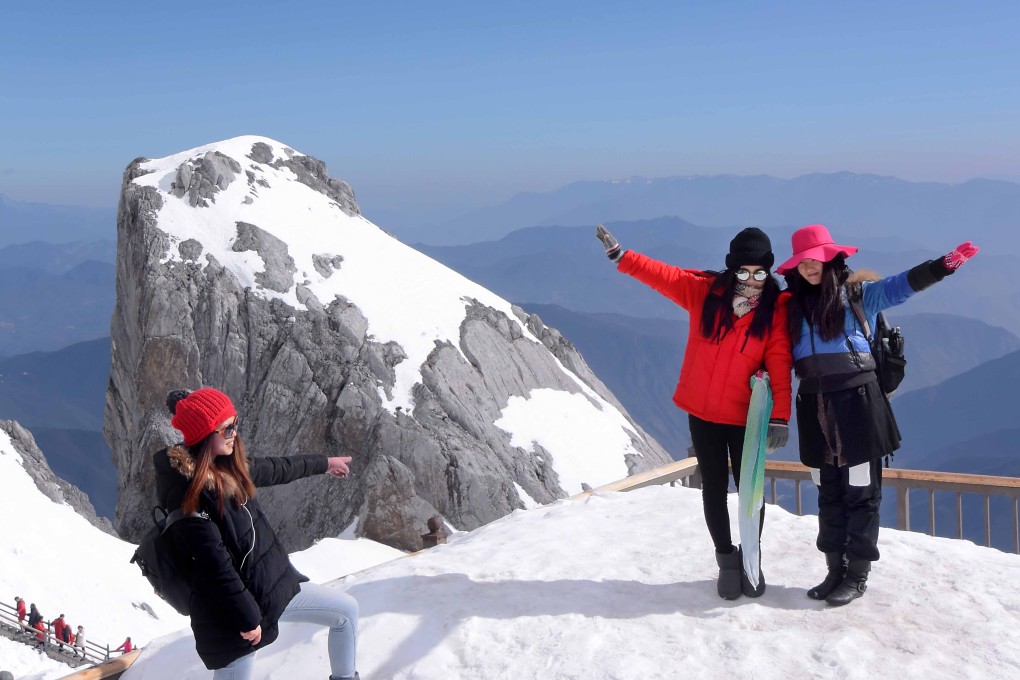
[{"x1": 736, "y1": 268, "x2": 769, "y2": 282}]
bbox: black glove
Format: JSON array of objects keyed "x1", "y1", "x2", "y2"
[
  {"x1": 766, "y1": 419, "x2": 788, "y2": 452},
  {"x1": 595, "y1": 224, "x2": 625, "y2": 263}
]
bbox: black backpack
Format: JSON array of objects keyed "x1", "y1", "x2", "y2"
[
  {"x1": 130, "y1": 506, "x2": 205, "y2": 616},
  {"x1": 847, "y1": 282, "x2": 907, "y2": 396}
]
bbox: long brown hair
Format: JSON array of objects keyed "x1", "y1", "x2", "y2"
[
  {"x1": 784, "y1": 255, "x2": 851, "y2": 342},
  {"x1": 181, "y1": 433, "x2": 257, "y2": 517}
]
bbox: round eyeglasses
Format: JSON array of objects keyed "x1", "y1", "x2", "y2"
[{"x1": 736, "y1": 268, "x2": 769, "y2": 282}]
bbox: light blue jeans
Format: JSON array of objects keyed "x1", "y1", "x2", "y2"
[{"x1": 212, "y1": 582, "x2": 359, "y2": 680}]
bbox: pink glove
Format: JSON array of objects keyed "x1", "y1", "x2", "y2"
[{"x1": 943, "y1": 241, "x2": 979, "y2": 271}]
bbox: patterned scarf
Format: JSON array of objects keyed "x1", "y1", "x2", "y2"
[{"x1": 732, "y1": 283, "x2": 763, "y2": 319}]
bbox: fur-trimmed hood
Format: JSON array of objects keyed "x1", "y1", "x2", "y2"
[
  {"x1": 847, "y1": 269, "x2": 881, "y2": 284},
  {"x1": 167, "y1": 444, "x2": 243, "y2": 500}
]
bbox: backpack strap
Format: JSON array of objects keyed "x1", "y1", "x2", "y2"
[
  {"x1": 154, "y1": 506, "x2": 205, "y2": 535},
  {"x1": 846, "y1": 282, "x2": 874, "y2": 343}
]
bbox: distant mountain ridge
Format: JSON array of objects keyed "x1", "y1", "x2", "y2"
[
  {"x1": 889, "y1": 348, "x2": 1020, "y2": 462},
  {"x1": 418, "y1": 217, "x2": 1020, "y2": 336},
  {"x1": 0, "y1": 239, "x2": 116, "y2": 273},
  {"x1": 419, "y1": 172, "x2": 1020, "y2": 253},
  {"x1": 0, "y1": 258, "x2": 115, "y2": 356}
]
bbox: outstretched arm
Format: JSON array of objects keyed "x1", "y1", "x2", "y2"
[
  {"x1": 595, "y1": 224, "x2": 709, "y2": 311},
  {"x1": 326, "y1": 456, "x2": 352, "y2": 478},
  {"x1": 908, "y1": 241, "x2": 979, "y2": 291},
  {"x1": 865, "y1": 241, "x2": 980, "y2": 314},
  {"x1": 248, "y1": 454, "x2": 329, "y2": 487}
]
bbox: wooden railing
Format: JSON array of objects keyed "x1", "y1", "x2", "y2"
[{"x1": 586, "y1": 458, "x2": 1020, "y2": 554}]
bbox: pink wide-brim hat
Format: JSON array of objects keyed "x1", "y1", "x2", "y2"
[{"x1": 775, "y1": 224, "x2": 859, "y2": 274}]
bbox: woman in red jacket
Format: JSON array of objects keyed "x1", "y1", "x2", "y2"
[{"x1": 596, "y1": 225, "x2": 793, "y2": 599}]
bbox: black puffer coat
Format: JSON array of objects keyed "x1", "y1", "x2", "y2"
[{"x1": 153, "y1": 445, "x2": 327, "y2": 670}]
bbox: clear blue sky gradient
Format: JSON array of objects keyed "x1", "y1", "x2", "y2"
[{"x1": 3, "y1": 1, "x2": 1020, "y2": 227}]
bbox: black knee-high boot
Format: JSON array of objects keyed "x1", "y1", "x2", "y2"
[{"x1": 807, "y1": 552, "x2": 846, "y2": 600}]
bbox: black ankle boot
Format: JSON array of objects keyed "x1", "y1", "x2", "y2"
[
  {"x1": 826, "y1": 560, "x2": 870, "y2": 606},
  {"x1": 715, "y1": 546, "x2": 742, "y2": 600},
  {"x1": 738, "y1": 546, "x2": 766, "y2": 598},
  {"x1": 807, "y1": 552, "x2": 846, "y2": 600}
]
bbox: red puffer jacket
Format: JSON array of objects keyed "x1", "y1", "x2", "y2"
[{"x1": 618, "y1": 251, "x2": 792, "y2": 425}]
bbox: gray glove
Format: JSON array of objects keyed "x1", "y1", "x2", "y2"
[
  {"x1": 766, "y1": 419, "x2": 789, "y2": 452},
  {"x1": 595, "y1": 224, "x2": 625, "y2": 263}
]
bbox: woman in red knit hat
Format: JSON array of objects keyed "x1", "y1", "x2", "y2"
[
  {"x1": 595, "y1": 224, "x2": 793, "y2": 600},
  {"x1": 154, "y1": 387, "x2": 360, "y2": 680}
]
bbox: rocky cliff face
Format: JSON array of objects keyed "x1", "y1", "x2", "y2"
[
  {"x1": 0, "y1": 420, "x2": 114, "y2": 534},
  {"x1": 106, "y1": 136, "x2": 671, "y2": 551}
]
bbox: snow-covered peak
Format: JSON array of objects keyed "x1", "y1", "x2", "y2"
[
  {"x1": 130, "y1": 136, "x2": 559, "y2": 413},
  {"x1": 122, "y1": 136, "x2": 659, "y2": 502}
]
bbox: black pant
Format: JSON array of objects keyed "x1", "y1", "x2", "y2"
[
  {"x1": 688, "y1": 414, "x2": 764, "y2": 552},
  {"x1": 815, "y1": 458, "x2": 883, "y2": 562}
]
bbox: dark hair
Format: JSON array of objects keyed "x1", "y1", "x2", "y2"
[
  {"x1": 166, "y1": 389, "x2": 256, "y2": 516},
  {"x1": 784, "y1": 255, "x2": 850, "y2": 342},
  {"x1": 700, "y1": 268, "x2": 781, "y2": 342}
]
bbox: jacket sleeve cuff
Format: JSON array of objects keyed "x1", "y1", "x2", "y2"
[{"x1": 907, "y1": 259, "x2": 950, "y2": 292}]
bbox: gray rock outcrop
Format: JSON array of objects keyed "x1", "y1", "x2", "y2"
[
  {"x1": 1, "y1": 420, "x2": 115, "y2": 535},
  {"x1": 106, "y1": 137, "x2": 671, "y2": 551}
]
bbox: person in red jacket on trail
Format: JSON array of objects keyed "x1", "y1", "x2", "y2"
[
  {"x1": 52, "y1": 613, "x2": 66, "y2": 650},
  {"x1": 33, "y1": 619, "x2": 46, "y2": 648},
  {"x1": 14, "y1": 596, "x2": 26, "y2": 634},
  {"x1": 115, "y1": 636, "x2": 133, "y2": 654},
  {"x1": 596, "y1": 224, "x2": 793, "y2": 600}
]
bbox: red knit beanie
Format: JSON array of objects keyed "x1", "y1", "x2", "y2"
[{"x1": 170, "y1": 388, "x2": 238, "y2": 446}]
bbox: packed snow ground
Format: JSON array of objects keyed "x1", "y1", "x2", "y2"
[
  {"x1": 12, "y1": 480, "x2": 1014, "y2": 680},
  {"x1": 124, "y1": 485, "x2": 1020, "y2": 680}
]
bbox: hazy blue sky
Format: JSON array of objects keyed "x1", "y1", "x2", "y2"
[{"x1": 3, "y1": 1, "x2": 1019, "y2": 229}]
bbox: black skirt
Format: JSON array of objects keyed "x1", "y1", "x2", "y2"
[{"x1": 796, "y1": 378, "x2": 901, "y2": 468}]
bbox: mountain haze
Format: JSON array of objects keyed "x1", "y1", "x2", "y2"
[
  {"x1": 422, "y1": 173, "x2": 1020, "y2": 254},
  {"x1": 0, "y1": 194, "x2": 114, "y2": 247},
  {"x1": 0, "y1": 259, "x2": 115, "y2": 356},
  {"x1": 418, "y1": 217, "x2": 1016, "y2": 334},
  {"x1": 891, "y1": 349, "x2": 1020, "y2": 462}
]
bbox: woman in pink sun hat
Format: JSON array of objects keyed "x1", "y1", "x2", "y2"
[
  {"x1": 780, "y1": 224, "x2": 979, "y2": 607},
  {"x1": 775, "y1": 224, "x2": 859, "y2": 275}
]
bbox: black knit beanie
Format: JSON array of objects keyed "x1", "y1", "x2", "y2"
[{"x1": 725, "y1": 227, "x2": 775, "y2": 270}]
